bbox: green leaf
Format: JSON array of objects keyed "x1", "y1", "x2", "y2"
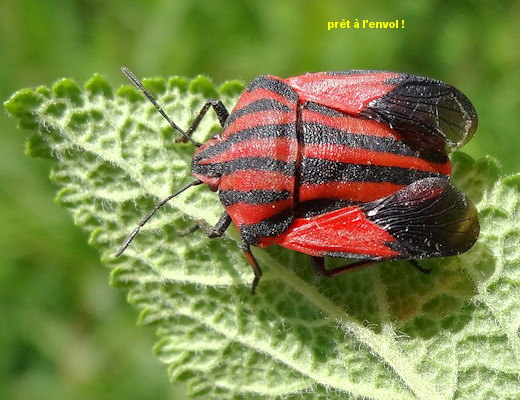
[{"x1": 4, "y1": 74, "x2": 520, "y2": 400}]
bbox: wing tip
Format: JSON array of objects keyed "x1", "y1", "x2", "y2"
[
  {"x1": 363, "y1": 75, "x2": 478, "y2": 152},
  {"x1": 364, "y1": 177, "x2": 480, "y2": 259}
]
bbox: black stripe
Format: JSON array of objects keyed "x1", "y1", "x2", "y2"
[
  {"x1": 322, "y1": 251, "x2": 383, "y2": 260},
  {"x1": 224, "y1": 99, "x2": 292, "y2": 127},
  {"x1": 193, "y1": 124, "x2": 296, "y2": 161},
  {"x1": 295, "y1": 199, "x2": 354, "y2": 218},
  {"x1": 302, "y1": 122, "x2": 448, "y2": 164},
  {"x1": 219, "y1": 189, "x2": 291, "y2": 206},
  {"x1": 304, "y1": 101, "x2": 344, "y2": 117},
  {"x1": 383, "y1": 74, "x2": 439, "y2": 86},
  {"x1": 194, "y1": 157, "x2": 296, "y2": 178},
  {"x1": 240, "y1": 208, "x2": 294, "y2": 245},
  {"x1": 247, "y1": 76, "x2": 298, "y2": 102},
  {"x1": 293, "y1": 103, "x2": 304, "y2": 208},
  {"x1": 387, "y1": 82, "x2": 454, "y2": 100},
  {"x1": 300, "y1": 158, "x2": 445, "y2": 185},
  {"x1": 325, "y1": 70, "x2": 383, "y2": 76},
  {"x1": 361, "y1": 104, "x2": 447, "y2": 152}
]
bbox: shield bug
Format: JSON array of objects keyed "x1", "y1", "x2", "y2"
[{"x1": 117, "y1": 68, "x2": 479, "y2": 294}]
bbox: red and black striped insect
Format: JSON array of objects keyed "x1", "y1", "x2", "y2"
[{"x1": 117, "y1": 68, "x2": 479, "y2": 294}]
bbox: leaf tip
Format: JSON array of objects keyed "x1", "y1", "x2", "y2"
[
  {"x1": 219, "y1": 80, "x2": 245, "y2": 97},
  {"x1": 190, "y1": 75, "x2": 218, "y2": 98},
  {"x1": 167, "y1": 76, "x2": 189, "y2": 92},
  {"x1": 85, "y1": 74, "x2": 114, "y2": 98},
  {"x1": 52, "y1": 78, "x2": 83, "y2": 106},
  {"x1": 4, "y1": 88, "x2": 42, "y2": 118}
]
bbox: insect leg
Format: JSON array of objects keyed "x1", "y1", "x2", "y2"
[
  {"x1": 180, "y1": 212, "x2": 232, "y2": 238},
  {"x1": 183, "y1": 215, "x2": 263, "y2": 294},
  {"x1": 178, "y1": 100, "x2": 229, "y2": 143},
  {"x1": 408, "y1": 260, "x2": 432, "y2": 275},
  {"x1": 241, "y1": 242, "x2": 263, "y2": 295},
  {"x1": 311, "y1": 256, "x2": 432, "y2": 277},
  {"x1": 311, "y1": 256, "x2": 379, "y2": 277}
]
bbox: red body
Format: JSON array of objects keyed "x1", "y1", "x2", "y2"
[{"x1": 191, "y1": 71, "x2": 479, "y2": 261}]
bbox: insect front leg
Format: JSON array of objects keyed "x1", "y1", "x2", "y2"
[
  {"x1": 178, "y1": 99, "x2": 229, "y2": 142},
  {"x1": 180, "y1": 212, "x2": 232, "y2": 238},
  {"x1": 181, "y1": 213, "x2": 263, "y2": 294}
]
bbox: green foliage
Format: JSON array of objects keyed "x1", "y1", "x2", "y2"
[{"x1": 5, "y1": 74, "x2": 520, "y2": 400}]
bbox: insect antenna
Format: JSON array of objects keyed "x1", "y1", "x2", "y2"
[
  {"x1": 121, "y1": 66, "x2": 202, "y2": 147},
  {"x1": 116, "y1": 179, "x2": 203, "y2": 257}
]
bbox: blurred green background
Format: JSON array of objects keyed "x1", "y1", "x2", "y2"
[{"x1": 1, "y1": 1, "x2": 519, "y2": 399}]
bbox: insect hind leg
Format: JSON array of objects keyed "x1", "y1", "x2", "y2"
[
  {"x1": 311, "y1": 256, "x2": 432, "y2": 277},
  {"x1": 408, "y1": 260, "x2": 432, "y2": 274},
  {"x1": 311, "y1": 256, "x2": 378, "y2": 277}
]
